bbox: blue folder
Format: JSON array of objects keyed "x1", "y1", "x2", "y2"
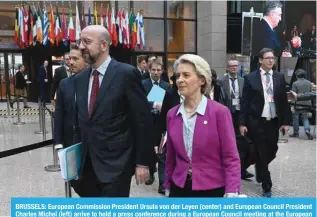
[
  {"x1": 147, "y1": 85, "x2": 166, "y2": 103},
  {"x1": 58, "y1": 143, "x2": 82, "y2": 181}
]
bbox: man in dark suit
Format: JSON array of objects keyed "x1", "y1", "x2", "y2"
[
  {"x1": 145, "y1": 55, "x2": 170, "y2": 83},
  {"x1": 240, "y1": 48, "x2": 290, "y2": 197},
  {"x1": 11, "y1": 64, "x2": 30, "y2": 108},
  {"x1": 219, "y1": 58, "x2": 253, "y2": 180},
  {"x1": 51, "y1": 53, "x2": 71, "y2": 106},
  {"x1": 141, "y1": 59, "x2": 171, "y2": 192},
  {"x1": 252, "y1": 1, "x2": 291, "y2": 57},
  {"x1": 37, "y1": 60, "x2": 49, "y2": 102},
  {"x1": 74, "y1": 25, "x2": 154, "y2": 197},
  {"x1": 54, "y1": 43, "x2": 89, "y2": 196},
  {"x1": 136, "y1": 55, "x2": 149, "y2": 79}
]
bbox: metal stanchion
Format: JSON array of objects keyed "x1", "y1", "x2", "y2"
[
  {"x1": 42, "y1": 102, "x2": 47, "y2": 141},
  {"x1": 65, "y1": 181, "x2": 72, "y2": 198},
  {"x1": 44, "y1": 111, "x2": 61, "y2": 172},
  {"x1": 13, "y1": 95, "x2": 25, "y2": 125},
  {"x1": 35, "y1": 99, "x2": 48, "y2": 134},
  {"x1": 4, "y1": 94, "x2": 13, "y2": 118}
]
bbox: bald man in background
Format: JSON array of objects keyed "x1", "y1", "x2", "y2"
[{"x1": 73, "y1": 25, "x2": 154, "y2": 197}]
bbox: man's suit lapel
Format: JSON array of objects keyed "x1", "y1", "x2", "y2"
[
  {"x1": 222, "y1": 75, "x2": 231, "y2": 99},
  {"x1": 255, "y1": 69, "x2": 264, "y2": 97},
  {"x1": 238, "y1": 77, "x2": 243, "y2": 97},
  {"x1": 61, "y1": 66, "x2": 67, "y2": 78},
  {"x1": 144, "y1": 79, "x2": 153, "y2": 95},
  {"x1": 91, "y1": 59, "x2": 119, "y2": 117},
  {"x1": 77, "y1": 68, "x2": 90, "y2": 120}
]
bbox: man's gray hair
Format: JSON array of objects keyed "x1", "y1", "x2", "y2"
[
  {"x1": 227, "y1": 57, "x2": 239, "y2": 66},
  {"x1": 173, "y1": 54, "x2": 212, "y2": 95},
  {"x1": 264, "y1": 1, "x2": 283, "y2": 16}
]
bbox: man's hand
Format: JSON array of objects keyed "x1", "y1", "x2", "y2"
[
  {"x1": 239, "y1": 126, "x2": 248, "y2": 136},
  {"x1": 280, "y1": 125, "x2": 289, "y2": 135},
  {"x1": 287, "y1": 91, "x2": 297, "y2": 101},
  {"x1": 51, "y1": 100, "x2": 56, "y2": 107},
  {"x1": 135, "y1": 166, "x2": 149, "y2": 185}
]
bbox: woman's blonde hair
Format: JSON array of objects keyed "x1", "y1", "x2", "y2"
[{"x1": 173, "y1": 54, "x2": 212, "y2": 95}]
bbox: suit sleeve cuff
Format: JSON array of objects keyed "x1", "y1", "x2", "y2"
[{"x1": 54, "y1": 144, "x2": 63, "y2": 149}]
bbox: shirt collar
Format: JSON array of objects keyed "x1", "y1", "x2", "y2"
[
  {"x1": 151, "y1": 78, "x2": 160, "y2": 84},
  {"x1": 229, "y1": 74, "x2": 238, "y2": 79},
  {"x1": 137, "y1": 67, "x2": 143, "y2": 72},
  {"x1": 260, "y1": 67, "x2": 273, "y2": 76},
  {"x1": 176, "y1": 95, "x2": 208, "y2": 116},
  {"x1": 91, "y1": 56, "x2": 111, "y2": 76}
]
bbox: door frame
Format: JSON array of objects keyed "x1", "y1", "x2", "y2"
[{"x1": 0, "y1": 50, "x2": 24, "y2": 102}]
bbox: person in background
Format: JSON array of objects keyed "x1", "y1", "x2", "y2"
[
  {"x1": 209, "y1": 69, "x2": 226, "y2": 105},
  {"x1": 290, "y1": 25, "x2": 299, "y2": 37},
  {"x1": 11, "y1": 64, "x2": 30, "y2": 108},
  {"x1": 239, "y1": 48, "x2": 290, "y2": 197},
  {"x1": 142, "y1": 59, "x2": 171, "y2": 193},
  {"x1": 54, "y1": 43, "x2": 89, "y2": 196},
  {"x1": 164, "y1": 54, "x2": 241, "y2": 197},
  {"x1": 219, "y1": 58, "x2": 254, "y2": 180},
  {"x1": 37, "y1": 60, "x2": 49, "y2": 102},
  {"x1": 288, "y1": 90, "x2": 316, "y2": 101},
  {"x1": 289, "y1": 69, "x2": 313, "y2": 140},
  {"x1": 51, "y1": 53, "x2": 71, "y2": 106},
  {"x1": 136, "y1": 55, "x2": 149, "y2": 79}
]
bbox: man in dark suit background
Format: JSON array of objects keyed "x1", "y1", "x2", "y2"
[
  {"x1": 240, "y1": 48, "x2": 290, "y2": 197},
  {"x1": 136, "y1": 55, "x2": 149, "y2": 79},
  {"x1": 54, "y1": 43, "x2": 88, "y2": 196},
  {"x1": 74, "y1": 25, "x2": 154, "y2": 197},
  {"x1": 141, "y1": 59, "x2": 171, "y2": 192},
  {"x1": 252, "y1": 1, "x2": 291, "y2": 57},
  {"x1": 37, "y1": 60, "x2": 49, "y2": 102},
  {"x1": 51, "y1": 53, "x2": 71, "y2": 106},
  {"x1": 219, "y1": 58, "x2": 253, "y2": 180},
  {"x1": 144, "y1": 55, "x2": 170, "y2": 83}
]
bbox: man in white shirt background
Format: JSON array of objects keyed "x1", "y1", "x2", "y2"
[{"x1": 239, "y1": 48, "x2": 290, "y2": 197}]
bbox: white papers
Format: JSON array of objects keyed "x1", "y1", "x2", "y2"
[
  {"x1": 57, "y1": 143, "x2": 82, "y2": 181},
  {"x1": 147, "y1": 85, "x2": 166, "y2": 103},
  {"x1": 162, "y1": 133, "x2": 167, "y2": 148}
]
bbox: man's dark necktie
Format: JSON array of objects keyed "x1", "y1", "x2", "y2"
[
  {"x1": 230, "y1": 77, "x2": 236, "y2": 113},
  {"x1": 154, "y1": 81, "x2": 159, "y2": 85},
  {"x1": 88, "y1": 70, "x2": 99, "y2": 119}
]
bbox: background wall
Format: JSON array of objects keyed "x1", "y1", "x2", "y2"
[{"x1": 197, "y1": 1, "x2": 227, "y2": 76}]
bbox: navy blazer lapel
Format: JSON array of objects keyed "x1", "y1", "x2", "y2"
[
  {"x1": 91, "y1": 59, "x2": 119, "y2": 116},
  {"x1": 77, "y1": 68, "x2": 90, "y2": 120},
  {"x1": 144, "y1": 79, "x2": 153, "y2": 95},
  {"x1": 255, "y1": 69, "x2": 264, "y2": 97}
]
